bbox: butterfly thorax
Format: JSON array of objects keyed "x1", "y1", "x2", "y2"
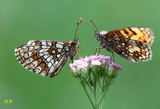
[
  {"x1": 68, "y1": 39, "x2": 79, "y2": 60},
  {"x1": 95, "y1": 31, "x2": 113, "y2": 52}
]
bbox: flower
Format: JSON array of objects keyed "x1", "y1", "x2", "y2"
[
  {"x1": 69, "y1": 55, "x2": 122, "y2": 79},
  {"x1": 69, "y1": 55, "x2": 122, "y2": 109},
  {"x1": 106, "y1": 60, "x2": 122, "y2": 70}
]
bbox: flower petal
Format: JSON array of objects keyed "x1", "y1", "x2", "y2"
[{"x1": 91, "y1": 60, "x2": 101, "y2": 66}]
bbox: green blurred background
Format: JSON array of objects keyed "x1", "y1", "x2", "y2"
[{"x1": 1, "y1": 0, "x2": 160, "y2": 109}]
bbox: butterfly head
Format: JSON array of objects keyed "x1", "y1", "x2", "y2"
[
  {"x1": 71, "y1": 38, "x2": 79, "y2": 48},
  {"x1": 68, "y1": 38, "x2": 79, "y2": 60},
  {"x1": 68, "y1": 20, "x2": 82, "y2": 60},
  {"x1": 94, "y1": 31, "x2": 100, "y2": 41}
]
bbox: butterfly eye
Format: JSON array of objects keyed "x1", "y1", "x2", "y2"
[
  {"x1": 94, "y1": 31, "x2": 101, "y2": 41},
  {"x1": 73, "y1": 39, "x2": 78, "y2": 45}
]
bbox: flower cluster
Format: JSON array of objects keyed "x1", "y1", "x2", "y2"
[
  {"x1": 69, "y1": 55, "x2": 122, "y2": 109},
  {"x1": 69, "y1": 55, "x2": 122, "y2": 79}
]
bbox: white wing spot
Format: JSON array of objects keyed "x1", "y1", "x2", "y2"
[
  {"x1": 53, "y1": 61, "x2": 58, "y2": 66},
  {"x1": 34, "y1": 46, "x2": 40, "y2": 49},
  {"x1": 47, "y1": 42, "x2": 52, "y2": 46},
  {"x1": 42, "y1": 46, "x2": 48, "y2": 48},
  {"x1": 43, "y1": 55, "x2": 48, "y2": 59},
  {"x1": 56, "y1": 43, "x2": 63, "y2": 48},
  {"x1": 29, "y1": 46, "x2": 34, "y2": 51},
  {"x1": 51, "y1": 59, "x2": 54, "y2": 64},
  {"x1": 57, "y1": 54, "x2": 61, "y2": 58},
  {"x1": 42, "y1": 41, "x2": 47, "y2": 45},
  {"x1": 43, "y1": 51, "x2": 49, "y2": 55},
  {"x1": 32, "y1": 61, "x2": 38, "y2": 67},
  {"x1": 57, "y1": 42, "x2": 64, "y2": 45},
  {"x1": 48, "y1": 62, "x2": 52, "y2": 67},
  {"x1": 58, "y1": 48, "x2": 62, "y2": 52},
  {"x1": 31, "y1": 42, "x2": 35, "y2": 46},
  {"x1": 47, "y1": 57, "x2": 51, "y2": 62},
  {"x1": 27, "y1": 41, "x2": 33, "y2": 46},
  {"x1": 52, "y1": 50, "x2": 55, "y2": 54},
  {"x1": 39, "y1": 53, "x2": 44, "y2": 56},
  {"x1": 34, "y1": 67, "x2": 42, "y2": 73},
  {"x1": 49, "y1": 66, "x2": 55, "y2": 73}
]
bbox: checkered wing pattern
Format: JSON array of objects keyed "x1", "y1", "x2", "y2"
[
  {"x1": 14, "y1": 40, "x2": 78, "y2": 77},
  {"x1": 95, "y1": 27, "x2": 154, "y2": 62}
]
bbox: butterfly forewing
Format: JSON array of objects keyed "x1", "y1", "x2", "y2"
[
  {"x1": 96, "y1": 27, "x2": 154, "y2": 62},
  {"x1": 15, "y1": 40, "x2": 78, "y2": 77},
  {"x1": 105, "y1": 27, "x2": 154, "y2": 46}
]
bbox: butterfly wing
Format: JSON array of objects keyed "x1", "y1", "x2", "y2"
[
  {"x1": 105, "y1": 27, "x2": 154, "y2": 46},
  {"x1": 102, "y1": 27, "x2": 154, "y2": 62},
  {"x1": 14, "y1": 40, "x2": 70, "y2": 77},
  {"x1": 108, "y1": 36, "x2": 152, "y2": 62}
]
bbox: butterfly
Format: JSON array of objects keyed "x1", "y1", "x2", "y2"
[
  {"x1": 94, "y1": 27, "x2": 154, "y2": 62},
  {"x1": 80, "y1": 18, "x2": 154, "y2": 62},
  {"x1": 14, "y1": 22, "x2": 81, "y2": 78}
]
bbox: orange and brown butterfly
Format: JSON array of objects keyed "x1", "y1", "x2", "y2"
[
  {"x1": 14, "y1": 21, "x2": 82, "y2": 78},
  {"x1": 80, "y1": 18, "x2": 154, "y2": 62}
]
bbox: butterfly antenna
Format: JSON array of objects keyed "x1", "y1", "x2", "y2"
[
  {"x1": 80, "y1": 18, "x2": 99, "y2": 32},
  {"x1": 89, "y1": 19, "x2": 99, "y2": 32},
  {"x1": 74, "y1": 20, "x2": 82, "y2": 40},
  {"x1": 74, "y1": 20, "x2": 83, "y2": 58}
]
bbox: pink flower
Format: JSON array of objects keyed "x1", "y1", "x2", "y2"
[{"x1": 69, "y1": 55, "x2": 122, "y2": 70}]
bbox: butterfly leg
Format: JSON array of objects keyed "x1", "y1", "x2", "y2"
[
  {"x1": 111, "y1": 52, "x2": 115, "y2": 62},
  {"x1": 94, "y1": 46, "x2": 104, "y2": 55},
  {"x1": 106, "y1": 48, "x2": 115, "y2": 62},
  {"x1": 76, "y1": 48, "x2": 83, "y2": 58}
]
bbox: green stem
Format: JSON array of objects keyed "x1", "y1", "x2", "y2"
[
  {"x1": 93, "y1": 74, "x2": 98, "y2": 108},
  {"x1": 87, "y1": 82, "x2": 94, "y2": 93},
  {"x1": 81, "y1": 81, "x2": 95, "y2": 109},
  {"x1": 97, "y1": 78, "x2": 113, "y2": 106}
]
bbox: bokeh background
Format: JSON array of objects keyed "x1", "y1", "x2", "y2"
[{"x1": 1, "y1": 0, "x2": 160, "y2": 109}]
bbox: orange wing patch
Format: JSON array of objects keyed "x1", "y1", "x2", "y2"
[{"x1": 105, "y1": 27, "x2": 154, "y2": 46}]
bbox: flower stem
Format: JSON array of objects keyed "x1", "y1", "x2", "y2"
[
  {"x1": 93, "y1": 77, "x2": 97, "y2": 108},
  {"x1": 81, "y1": 81, "x2": 95, "y2": 109},
  {"x1": 98, "y1": 78, "x2": 113, "y2": 106}
]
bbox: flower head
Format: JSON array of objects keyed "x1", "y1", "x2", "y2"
[
  {"x1": 69, "y1": 55, "x2": 122, "y2": 79},
  {"x1": 69, "y1": 55, "x2": 122, "y2": 109}
]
